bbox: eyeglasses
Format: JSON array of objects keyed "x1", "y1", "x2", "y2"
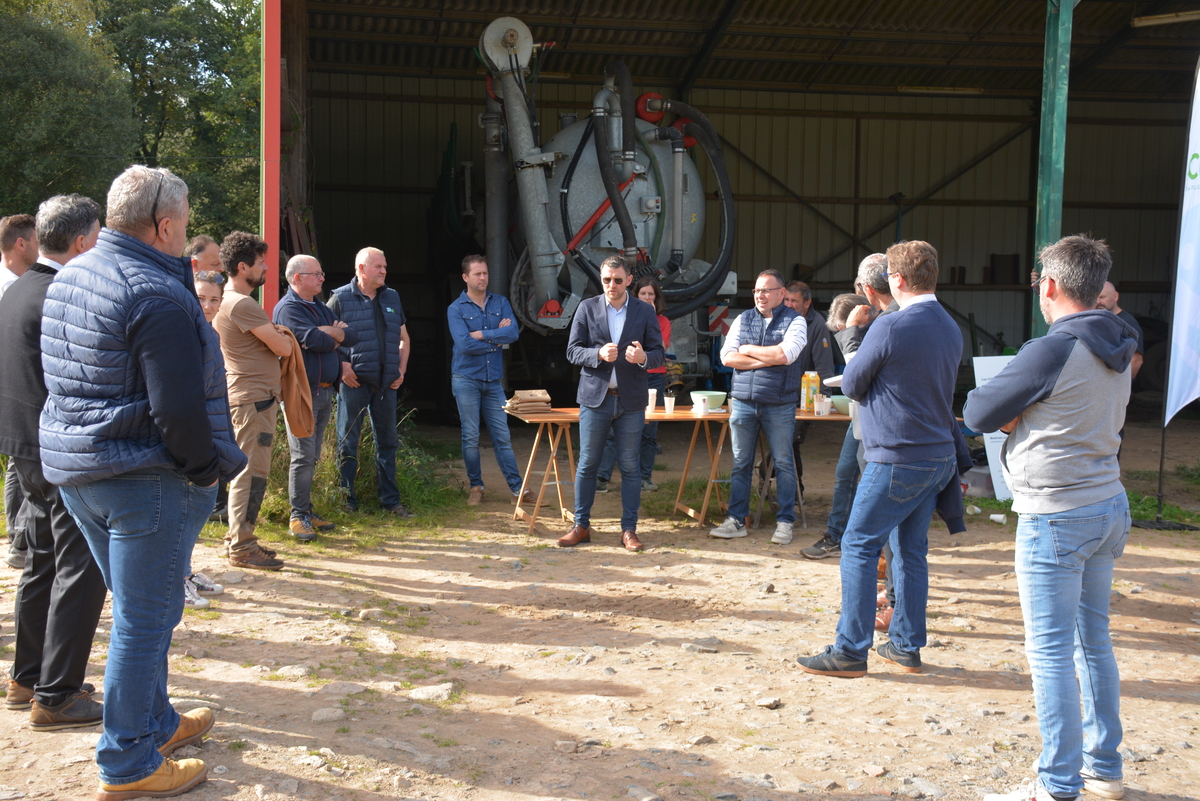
[
  {"x1": 752, "y1": 286, "x2": 783, "y2": 295},
  {"x1": 150, "y1": 171, "x2": 165, "y2": 234},
  {"x1": 1032, "y1": 275, "x2": 1048, "y2": 291},
  {"x1": 601, "y1": 276, "x2": 625, "y2": 284},
  {"x1": 296, "y1": 271, "x2": 325, "y2": 278},
  {"x1": 885, "y1": 271, "x2": 901, "y2": 278}
]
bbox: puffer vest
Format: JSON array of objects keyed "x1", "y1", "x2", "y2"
[
  {"x1": 730, "y1": 303, "x2": 803, "y2": 405},
  {"x1": 331, "y1": 280, "x2": 403, "y2": 386},
  {"x1": 39, "y1": 228, "x2": 245, "y2": 486}
]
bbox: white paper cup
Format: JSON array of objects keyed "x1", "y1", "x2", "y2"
[
  {"x1": 694, "y1": 396, "x2": 709, "y2": 415},
  {"x1": 646, "y1": 388, "x2": 657, "y2": 415},
  {"x1": 989, "y1": 514, "x2": 1007, "y2": 524},
  {"x1": 663, "y1": 396, "x2": 675, "y2": 414},
  {"x1": 815, "y1": 399, "x2": 832, "y2": 415}
]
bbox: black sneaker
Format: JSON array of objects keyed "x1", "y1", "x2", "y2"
[
  {"x1": 876, "y1": 641, "x2": 922, "y2": 673},
  {"x1": 801, "y1": 535, "x2": 841, "y2": 560},
  {"x1": 796, "y1": 645, "x2": 867, "y2": 678},
  {"x1": 386, "y1": 504, "x2": 414, "y2": 519},
  {"x1": 595, "y1": 479, "x2": 610, "y2": 494}
]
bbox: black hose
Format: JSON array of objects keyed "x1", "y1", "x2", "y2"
[
  {"x1": 648, "y1": 97, "x2": 723, "y2": 157},
  {"x1": 604, "y1": 60, "x2": 637, "y2": 166},
  {"x1": 591, "y1": 105, "x2": 639, "y2": 257},
  {"x1": 661, "y1": 122, "x2": 735, "y2": 307},
  {"x1": 559, "y1": 116, "x2": 594, "y2": 246}
]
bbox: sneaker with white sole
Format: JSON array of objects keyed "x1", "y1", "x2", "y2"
[
  {"x1": 983, "y1": 781, "x2": 1059, "y2": 801},
  {"x1": 1082, "y1": 775, "x2": 1123, "y2": 800},
  {"x1": 189, "y1": 573, "x2": 224, "y2": 596},
  {"x1": 771, "y1": 521, "x2": 793, "y2": 545},
  {"x1": 183, "y1": 578, "x2": 209, "y2": 609},
  {"x1": 709, "y1": 517, "x2": 748, "y2": 538}
]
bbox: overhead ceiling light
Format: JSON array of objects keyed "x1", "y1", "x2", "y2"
[
  {"x1": 897, "y1": 86, "x2": 985, "y2": 95},
  {"x1": 1131, "y1": 10, "x2": 1200, "y2": 27}
]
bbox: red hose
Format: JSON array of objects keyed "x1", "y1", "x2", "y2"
[{"x1": 563, "y1": 177, "x2": 635, "y2": 254}]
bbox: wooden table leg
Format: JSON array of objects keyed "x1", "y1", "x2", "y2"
[
  {"x1": 696, "y1": 420, "x2": 730, "y2": 527},
  {"x1": 674, "y1": 419, "x2": 705, "y2": 521},
  {"x1": 530, "y1": 423, "x2": 567, "y2": 536},
  {"x1": 513, "y1": 422, "x2": 546, "y2": 523},
  {"x1": 559, "y1": 422, "x2": 576, "y2": 521}
]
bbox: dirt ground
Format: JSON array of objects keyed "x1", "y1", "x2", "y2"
[{"x1": 1, "y1": 415, "x2": 1199, "y2": 801}]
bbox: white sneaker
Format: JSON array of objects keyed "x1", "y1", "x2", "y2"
[
  {"x1": 1082, "y1": 775, "x2": 1124, "y2": 800},
  {"x1": 189, "y1": 573, "x2": 224, "y2": 597},
  {"x1": 771, "y1": 521, "x2": 794, "y2": 545},
  {"x1": 183, "y1": 578, "x2": 210, "y2": 609},
  {"x1": 984, "y1": 781, "x2": 1055, "y2": 801},
  {"x1": 709, "y1": 517, "x2": 748, "y2": 538}
]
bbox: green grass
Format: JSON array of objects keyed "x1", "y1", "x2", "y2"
[
  {"x1": 639, "y1": 475, "x2": 727, "y2": 517},
  {"x1": 1176, "y1": 461, "x2": 1200, "y2": 485},
  {"x1": 1127, "y1": 492, "x2": 1200, "y2": 524}
]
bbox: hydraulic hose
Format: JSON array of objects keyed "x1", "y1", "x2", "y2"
[
  {"x1": 661, "y1": 121, "x2": 735, "y2": 308},
  {"x1": 604, "y1": 60, "x2": 638, "y2": 180},
  {"x1": 592, "y1": 102, "x2": 640, "y2": 260},
  {"x1": 645, "y1": 96, "x2": 722, "y2": 157},
  {"x1": 559, "y1": 116, "x2": 593, "y2": 247}
]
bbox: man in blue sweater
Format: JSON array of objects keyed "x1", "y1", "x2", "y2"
[
  {"x1": 966, "y1": 236, "x2": 1135, "y2": 801},
  {"x1": 273, "y1": 255, "x2": 358, "y2": 540},
  {"x1": 798, "y1": 240, "x2": 960, "y2": 677},
  {"x1": 447, "y1": 255, "x2": 531, "y2": 506}
]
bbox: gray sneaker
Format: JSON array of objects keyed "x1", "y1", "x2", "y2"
[
  {"x1": 709, "y1": 517, "x2": 748, "y2": 538},
  {"x1": 771, "y1": 521, "x2": 793, "y2": 545},
  {"x1": 595, "y1": 479, "x2": 610, "y2": 494},
  {"x1": 641, "y1": 479, "x2": 659, "y2": 492},
  {"x1": 6, "y1": 542, "x2": 26, "y2": 570},
  {"x1": 801, "y1": 535, "x2": 840, "y2": 560}
]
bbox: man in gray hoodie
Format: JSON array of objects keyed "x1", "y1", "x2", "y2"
[{"x1": 964, "y1": 235, "x2": 1136, "y2": 801}]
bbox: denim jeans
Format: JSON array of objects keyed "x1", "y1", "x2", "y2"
[
  {"x1": 1015, "y1": 492, "x2": 1130, "y2": 798},
  {"x1": 286, "y1": 385, "x2": 335, "y2": 518},
  {"x1": 834, "y1": 455, "x2": 956, "y2": 660},
  {"x1": 60, "y1": 468, "x2": 217, "y2": 785},
  {"x1": 451, "y1": 373, "x2": 523, "y2": 494},
  {"x1": 728, "y1": 399, "x2": 797, "y2": 525},
  {"x1": 825, "y1": 424, "x2": 861, "y2": 542},
  {"x1": 575, "y1": 394, "x2": 644, "y2": 531},
  {"x1": 337, "y1": 383, "x2": 400, "y2": 509},
  {"x1": 598, "y1": 372, "x2": 665, "y2": 484}
]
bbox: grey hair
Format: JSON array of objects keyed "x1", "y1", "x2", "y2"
[
  {"x1": 1038, "y1": 235, "x2": 1111, "y2": 307},
  {"x1": 756, "y1": 269, "x2": 785, "y2": 288},
  {"x1": 286, "y1": 254, "x2": 319, "y2": 283},
  {"x1": 106, "y1": 165, "x2": 188, "y2": 235},
  {"x1": 185, "y1": 234, "x2": 216, "y2": 258},
  {"x1": 36, "y1": 194, "x2": 100, "y2": 255},
  {"x1": 354, "y1": 246, "x2": 384, "y2": 267},
  {"x1": 856, "y1": 253, "x2": 889, "y2": 295}
]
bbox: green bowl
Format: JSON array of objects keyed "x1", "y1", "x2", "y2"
[
  {"x1": 690, "y1": 390, "x2": 727, "y2": 410},
  {"x1": 831, "y1": 395, "x2": 851, "y2": 415}
]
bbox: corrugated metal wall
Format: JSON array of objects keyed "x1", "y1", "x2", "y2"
[{"x1": 309, "y1": 73, "x2": 1184, "y2": 349}]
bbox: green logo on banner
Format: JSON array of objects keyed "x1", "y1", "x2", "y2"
[{"x1": 1189, "y1": 153, "x2": 1199, "y2": 180}]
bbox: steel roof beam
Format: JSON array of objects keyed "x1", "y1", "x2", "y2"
[
  {"x1": 679, "y1": 0, "x2": 743, "y2": 102},
  {"x1": 1070, "y1": 0, "x2": 1172, "y2": 82}
]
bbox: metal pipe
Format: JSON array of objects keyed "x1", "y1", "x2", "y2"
[
  {"x1": 482, "y1": 95, "x2": 509, "y2": 295},
  {"x1": 672, "y1": 143, "x2": 684, "y2": 263},
  {"x1": 498, "y1": 70, "x2": 563, "y2": 306},
  {"x1": 593, "y1": 88, "x2": 631, "y2": 181}
]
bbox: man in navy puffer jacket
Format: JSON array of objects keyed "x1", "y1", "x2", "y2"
[{"x1": 40, "y1": 166, "x2": 247, "y2": 799}]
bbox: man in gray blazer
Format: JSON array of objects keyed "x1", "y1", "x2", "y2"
[{"x1": 561, "y1": 255, "x2": 664, "y2": 552}]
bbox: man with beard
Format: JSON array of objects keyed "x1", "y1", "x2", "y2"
[{"x1": 214, "y1": 231, "x2": 292, "y2": 570}]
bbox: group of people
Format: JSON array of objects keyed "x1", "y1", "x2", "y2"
[{"x1": 0, "y1": 162, "x2": 1140, "y2": 801}]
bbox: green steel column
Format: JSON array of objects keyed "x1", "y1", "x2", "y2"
[{"x1": 1032, "y1": 0, "x2": 1079, "y2": 338}]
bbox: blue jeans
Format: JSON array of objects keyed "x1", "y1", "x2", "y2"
[
  {"x1": 451, "y1": 373, "x2": 523, "y2": 494},
  {"x1": 60, "y1": 468, "x2": 217, "y2": 785},
  {"x1": 728, "y1": 399, "x2": 797, "y2": 525},
  {"x1": 598, "y1": 372, "x2": 666, "y2": 484},
  {"x1": 834, "y1": 456, "x2": 956, "y2": 660},
  {"x1": 337, "y1": 384, "x2": 400, "y2": 509},
  {"x1": 826, "y1": 424, "x2": 861, "y2": 541},
  {"x1": 1016, "y1": 493, "x2": 1130, "y2": 798},
  {"x1": 287, "y1": 385, "x2": 335, "y2": 518},
  {"x1": 575, "y1": 394, "x2": 644, "y2": 531}
]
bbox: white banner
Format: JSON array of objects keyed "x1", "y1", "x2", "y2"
[
  {"x1": 1166, "y1": 57, "x2": 1200, "y2": 424},
  {"x1": 973, "y1": 355, "x2": 1016, "y2": 501}
]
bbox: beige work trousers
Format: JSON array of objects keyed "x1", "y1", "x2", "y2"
[{"x1": 226, "y1": 400, "x2": 278, "y2": 555}]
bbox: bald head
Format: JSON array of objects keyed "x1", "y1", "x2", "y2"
[{"x1": 1096, "y1": 281, "x2": 1119, "y2": 313}]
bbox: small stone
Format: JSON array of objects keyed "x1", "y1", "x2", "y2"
[
  {"x1": 320, "y1": 681, "x2": 366, "y2": 695},
  {"x1": 573, "y1": 653, "x2": 596, "y2": 666},
  {"x1": 1120, "y1": 747, "x2": 1146, "y2": 763},
  {"x1": 627, "y1": 785, "x2": 662, "y2": 801},
  {"x1": 358, "y1": 608, "x2": 385, "y2": 620},
  {"x1": 312, "y1": 708, "x2": 346, "y2": 723},
  {"x1": 293, "y1": 755, "x2": 325, "y2": 768},
  {"x1": 1175, "y1": 741, "x2": 1192, "y2": 749},
  {"x1": 754, "y1": 697, "x2": 781, "y2": 710},
  {"x1": 602, "y1": 667, "x2": 617, "y2": 676},
  {"x1": 369, "y1": 737, "x2": 393, "y2": 749},
  {"x1": 863, "y1": 765, "x2": 887, "y2": 777},
  {"x1": 276, "y1": 664, "x2": 312, "y2": 678},
  {"x1": 212, "y1": 765, "x2": 228, "y2": 775},
  {"x1": 408, "y1": 682, "x2": 455, "y2": 702},
  {"x1": 910, "y1": 778, "x2": 946, "y2": 798},
  {"x1": 991, "y1": 766, "x2": 1008, "y2": 779},
  {"x1": 818, "y1": 780, "x2": 839, "y2": 791},
  {"x1": 174, "y1": 745, "x2": 201, "y2": 758},
  {"x1": 219, "y1": 571, "x2": 244, "y2": 584},
  {"x1": 760, "y1": 583, "x2": 775, "y2": 593},
  {"x1": 689, "y1": 734, "x2": 716, "y2": 745},
  {"x1": 923, "y1": 715, "x2": 940, "y2": 724},
  {"x1": 872, "y1": 717, "x2": 892, "y2": 726},
  {"x1": 278, "y1": 779, "x2": 299, "y2": 793},
  {"x1": 555, "y1": 740, "x2": 576, "y2": 753},
  {"x1": 367, "y1": 630, "x2": 397, "y2": 654},
  {"x1": 681, "y1": 642, "x2": 718, "y2": 654},
  {"x1": 714, "y1": 794, "x2": 739, "y2": 801},
  {"x1": 184, "y1": 647, "x2": 207, "y2": 659}
]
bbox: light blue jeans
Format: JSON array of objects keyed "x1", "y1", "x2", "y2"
[
  {"x1": 287, "y1": 385, "x2": 335, "y2": 519},
  {"x1": 61, "y1": 468, "x2": 217, "y2": 785},
  {"x1": 1015, "y1": 492, "x2": 1130, "y2": 798},
  {"x1": 451, "y1": 373, "x2": 523, "y2": 494},
  {"x1": 825, "y1": 424, "x2": 861, "y2": 542},
  {"x1": 834, "y1": 456, "x2": 956, "y2": 660},
  {"x1": 728, "y1": 399, "x2": 797, "y2": 525},
  {"x1": 575, "y1": 394, "x2": 644, "y2": 532}
]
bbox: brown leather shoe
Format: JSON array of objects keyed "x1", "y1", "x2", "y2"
[
  {"x1": 29, "y1": 690, "x2": 103, "y2": 731},
  {"x1": 621, "y1": 530, "x2": 644, "y2": 552},
  {"x1": 875, "y1": 605, "x2": 894, "y2": 632},
  {"x1": 6, "y1": 680, "x2": 95, "y2": 712},
  {"x1": 159, "y1": 707, "x2": 214, "y2": 755},
  {"x1": 96, "y1": 757, "x2": 207, "y2": 801},
  {"x1": 557, "y1": 525, "x2": 592, "y2": 547},
  {"x1": 512, "y1": 489, "x2": 535, "y2": 505},
  {"x1": 229, "y1": 547, "x2": 283, "y2": 571}
]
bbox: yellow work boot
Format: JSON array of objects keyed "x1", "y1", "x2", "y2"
[
  {"x1": 96, "y1": 757, "x2": 207, "y2": 800},
  {"x1": 158, "y1": 707, "x2": 214, "y2": 756}
]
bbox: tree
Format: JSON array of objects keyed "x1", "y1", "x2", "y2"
[{"x1": 0, "y1": 11, "x2": 138, "y2": 214}]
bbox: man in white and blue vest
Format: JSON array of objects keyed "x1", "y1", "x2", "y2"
[
  {"x1": 710, "y1": 269, "x2": 807, "y2": 546},
  {"x1": 40, "y1": 165, "x2": 248, "y2": 798},
  {"x1": 328, "y1": 246, "x2": 413, "y2": 517}
]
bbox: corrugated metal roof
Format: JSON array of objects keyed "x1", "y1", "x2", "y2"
[{"x1": 305, "y1": 0, "x2": 1200, "y2": 100}]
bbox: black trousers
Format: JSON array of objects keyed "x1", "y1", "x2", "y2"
[
  {"x1": 4, "y1": 457, "x2": 25, "y2": 545},
  {"x1": 10, "y1": 457, "x2": 107, "y2": 706}
]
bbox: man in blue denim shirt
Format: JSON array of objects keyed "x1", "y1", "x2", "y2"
[{"x1": 446, "y1": 255, "x2": 530, "y2": 505}]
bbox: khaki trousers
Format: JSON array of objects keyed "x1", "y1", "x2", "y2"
[{"x1": 226, "y1": 400, "x2": 277, "y2": 555}]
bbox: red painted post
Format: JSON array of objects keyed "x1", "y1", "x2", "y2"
[{"x1": 261, "y1": 0, "x2": 282, "y2": 313}]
